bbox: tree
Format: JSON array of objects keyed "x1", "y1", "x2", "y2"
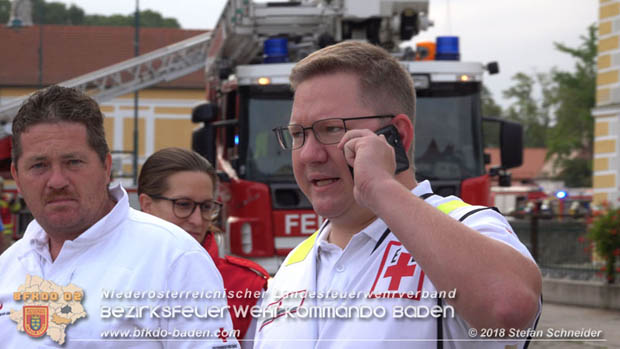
[
  {"x1": 482, "y1": 85, "x2": 503, "y2": 117},
  {"x1": 83, "y1": 9, "x2": 180, "y2": 28},
  {"x1": 2, "y1": 0, "x2": 180, "y2": 27},
  {"x1": 499, "y1": 24, "x2": 596, "y2": 186},
  {"x1": 67, "y1": 4, "x2": 84, "y2": 24},
  {"x1": 502, "y1": 71, "x2": 555, "y2": 148},
  {"x1": 482, "y1": 85, "x2": 503, "y2": 148},
  {"x1": 546, "y1": 24, "x2": 596, "y2": 187},
  {"x1": 0, "y1": 0, "x2": 10, "y2": 24}
]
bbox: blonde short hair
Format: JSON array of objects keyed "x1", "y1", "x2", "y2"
[
  {"x1": 290, "y1": 41, "x2": 415, "y2": 124},
  {"x1": 290, "y1": 41, "x2": 416, "y2": 157}
]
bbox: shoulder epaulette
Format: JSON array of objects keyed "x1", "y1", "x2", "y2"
[
  {"x1": 285, "y1": 231, "x2": 318, "y2": 266},
  {"x1": 436, "y1": 198, "x2": 499, "y2": 222},
  {"x1": 224, "y1": 255, "x2": 270, "y2": 279}
]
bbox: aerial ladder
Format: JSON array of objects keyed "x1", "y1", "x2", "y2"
[
  {"x1": 0, "y1": 0, "x2": 431, "y2": 123},
  {"x1": 0, "y1": 32, "x2": 211, "y2": 123},
  {"x1": 203, "y1": 0, "x2": 432, "y2": 96}
]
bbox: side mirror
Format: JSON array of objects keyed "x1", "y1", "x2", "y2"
[
  {"x1": 192, "y1": 126, "x2": 215, "y2": 165},
  {"x1": 192, "y1": 103, "x2": 218, "y2": 124},
  {"x1": 483, "y1": 117, "x2": 524, "y2": 187},
  {"x1": 484, "y1": 117, "x2": 523, "y2": 170},
  {"x1": 499, "y1": 119, "x2": 523, "y2": 169}
]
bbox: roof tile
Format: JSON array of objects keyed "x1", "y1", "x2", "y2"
[{"x1": 0, "y1": 25, "x2": 208, "y2": 88}]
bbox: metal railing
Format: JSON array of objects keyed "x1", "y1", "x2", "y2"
[{"x1": 510, "y1": 215, "x2": 606, "y2": 281}]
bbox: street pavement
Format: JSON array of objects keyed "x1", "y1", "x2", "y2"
[{"x1": 529, "y1": 302, "x2": 620, "y2": 348}]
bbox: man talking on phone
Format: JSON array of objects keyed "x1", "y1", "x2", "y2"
[{"x1": 255, "y1": 41, "x2": 541, "y2": 348}]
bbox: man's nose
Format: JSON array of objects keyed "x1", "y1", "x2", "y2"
[
  {"x1": 47, "y1": 164, "x2": 70, "y2": 189},
  {"x1": 297, "y1": 130, "x2": 328, "y2": 163}
]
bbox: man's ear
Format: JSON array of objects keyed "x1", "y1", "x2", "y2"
[
  {"x1": 392, "y1": 114, "x2": 414, "y2": 152},
  {"x1": 104, "y1": 153, "x2": 112, "y2": 185},
  {"x1": 138, "y1": 193, "x2": 153, "y2": 212},
  {"x1": 10, "y1": 162, "x2": 21, "y2": 194}
]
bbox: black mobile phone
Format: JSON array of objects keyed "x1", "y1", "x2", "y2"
[
  {"x1": 375, "y1": 125, "x2": 410, "y2": 174},
  {"x1": 346, "y1": 125, "x2": 410, "y2": 178}
]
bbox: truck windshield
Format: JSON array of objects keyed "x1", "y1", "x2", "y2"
[
  {"x1": 414, "y1": 86, "x2": 485, "y2": 181},
  {"x1": 242, "y1": 83, "x2": 484, "y2": 182},
  {"x1": 243, "y1": 86, "x2": 295, "y2": 182}
]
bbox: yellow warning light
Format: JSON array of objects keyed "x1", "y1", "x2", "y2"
[
  {"x1": 459, "y1": 74, "x2": 472, "y2": 82},
  {"x1": 258, "y1": 77, "x2": 271, "y2": 85}
]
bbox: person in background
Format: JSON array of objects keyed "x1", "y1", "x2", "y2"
[
  {"x1": 0, "y1": 176, "x2": 21, "y2": 254},
  {"x1": 0, "y1": 177, "x2": 7, "y2": 254},
  {"x1": 138, "y1": 147, "x2": 269, "y2": 344}
]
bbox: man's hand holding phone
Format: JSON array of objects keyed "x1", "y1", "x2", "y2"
[{"x1": 338, "y1": 125, "x2": 409, "y2": 209}]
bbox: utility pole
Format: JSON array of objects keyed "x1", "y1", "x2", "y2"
[
  {"x1": 133, "y1": 0, "x2": 140, "y2": 185},
  {"x1": 38, "y1": 5, "x2": 43, "y2": 88}
]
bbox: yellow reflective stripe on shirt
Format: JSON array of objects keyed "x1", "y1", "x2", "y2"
[
  {"x1": 436, "y1": 200, "x2": 471, "y2": 215},
  {"x1": 284, "y1": 198, "x2": 470, "y2": 266},
  {"x1": 285, "y1": 231, "x2": 319, "y2": 266}
]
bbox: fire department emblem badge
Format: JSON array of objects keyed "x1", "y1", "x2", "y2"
[{"x1": 23, "y1": 305, "x2": 48, "y2": 338}]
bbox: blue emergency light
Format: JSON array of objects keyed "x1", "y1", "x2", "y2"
[
  {"x1": 435, "y1": 36, "x2": 460, "y2": 61},
  {"x1": 555, "y1": 190, "x2": 568, "y2": 199},
  {"x1": 264, "y1": 38, "x2": 289, "y2": 63}
]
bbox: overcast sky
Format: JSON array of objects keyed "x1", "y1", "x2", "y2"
[{"x1": 52, "y1": 0, "x2": 598, "y2": 108}]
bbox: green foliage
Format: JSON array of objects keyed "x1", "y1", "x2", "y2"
[
  {"x1": 556, "y1": 157, "x2": 592, "y2": 187},
  {"x1": 547, "y1": 25, "x2": 596, "y2": 186},
  {"x1": 482, "y1": 85, "x2": 502, "y2": 148},
  {"x1": 67, "y1": 5, "x2": 84, "y2": 24},
  {"x1": 482, "y1": 85, "x2": 503, "y2": 117},
  {"x1": 0, "y1": 0, "x2": 10, "y2": 24},
  {"x1": 502, "y1": 72, "x2": 554, "y2": 148},
  {"x1": 83, "y1": 9, "x2": 180, "y2": 28},
  {"x1": 21, "y1": 0, "x2": 180, "y2": 27},
  {"x1": 587, "y1": 204, "x2": 620, "y2": 283},
  {"x1": 499, "y1": 24, "x2": 596, "y2": 187},
  {"x1": 31, "y1": 0, "x2": 72, "y2": 24}
]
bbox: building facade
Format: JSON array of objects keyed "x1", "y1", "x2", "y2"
[
  {"x1": 0, "y1": 25, "x2": 208, "y2": 186},
  {"x1": 594, "y1": 0, "x2": 620, "y2": 205}
]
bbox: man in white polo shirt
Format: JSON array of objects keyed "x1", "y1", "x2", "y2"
[
  {"x1": 0, "y1": 86, "x2": 238, "y2": 348},
  {"x1": 256, "y1": 41, "x2": 541, "y2": 348}
]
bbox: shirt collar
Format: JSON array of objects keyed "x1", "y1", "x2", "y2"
[
  {"x1": 358, "y1": 180, "x2": 435, "y2": 242},
  {"x1": 316, "y1": 216, "x2": 388, "y2": 248},
  {"x1": 412, "y1": 180, "x2": 433, "y2": 197},
  {"x1": 316, "y1": 180, "x2": 435, "y2": 248},
  {"x1": 22, "y1": 184, "x2": 129, "y2": 258}
]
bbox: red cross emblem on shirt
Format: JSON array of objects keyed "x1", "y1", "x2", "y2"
[
  {"x1": 368, "y1": 241, "x2": 425, "y2": 299},
  {"x1": 384, "y1": 251, "x2": 417, "y2": 290}
]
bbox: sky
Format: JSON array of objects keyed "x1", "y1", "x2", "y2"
[{"x1": 52, "y1": 0, "x2": 598, "y2": 108}]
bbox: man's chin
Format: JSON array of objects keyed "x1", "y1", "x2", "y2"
[
  {"x1": 39, "y1": 215, "x2": 83, "y2": 234},
  {"x1": 311, "y1": 201, "x2": 345, "y2": 221}
]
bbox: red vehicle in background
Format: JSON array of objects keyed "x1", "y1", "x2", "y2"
[{"x1": 191, "y1": 0, "x2": 523, "y2": 273}]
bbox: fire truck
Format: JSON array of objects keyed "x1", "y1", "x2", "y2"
[{"x1": 190, "y1": 0, "x2": 523, "y2": 272}]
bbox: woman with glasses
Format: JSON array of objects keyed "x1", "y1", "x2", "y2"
[{"x1": 138, "y1": 147, "x2": 268, "y2": 344}]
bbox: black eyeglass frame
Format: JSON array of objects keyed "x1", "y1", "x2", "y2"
[
  {"x1": 272, "y1": 114, "x2": 395, "y2": 150},
  {"x1": 150, "y1": 195, "x2": 223, "y2": 220}
]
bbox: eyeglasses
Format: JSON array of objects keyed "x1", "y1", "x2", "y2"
[
  {"x1": 272, "y1": 115, "x2": 394, "y2": 150},
  {"x1": 151, "y1": 195, "x2": 222, "y2": 220}
]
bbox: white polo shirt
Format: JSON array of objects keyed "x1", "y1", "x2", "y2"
[
  {"x1": 254, "y1": 180, "x2": 539, "y2": 349},
  {"x1": 0, "y1": 184, "x2": 239, "y2": 348}
]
